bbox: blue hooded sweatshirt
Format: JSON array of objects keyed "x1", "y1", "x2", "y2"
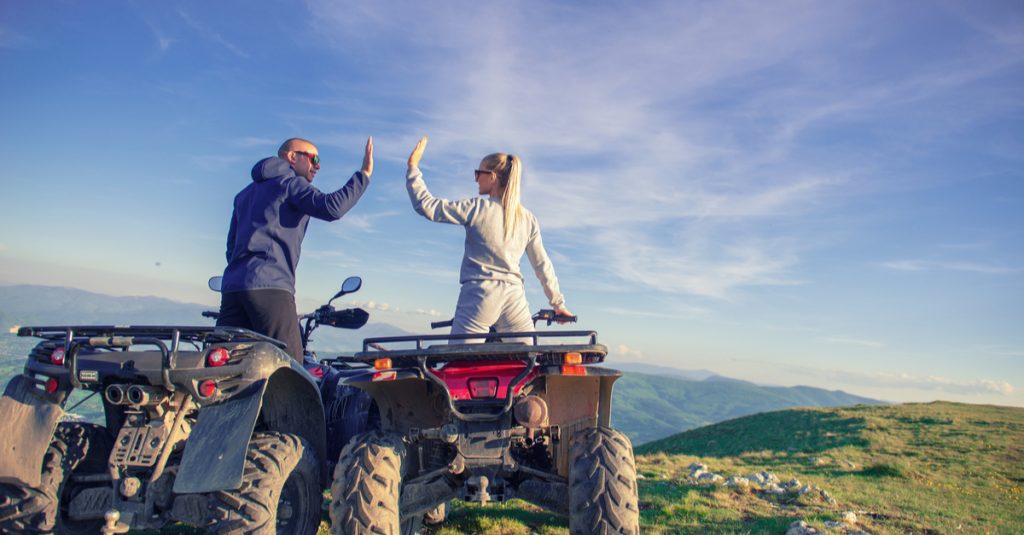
[{"x1": 221, "y1": 157, "x2": 370, "y2": 294}]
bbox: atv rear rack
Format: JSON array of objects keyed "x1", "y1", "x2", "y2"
[
  {"x1": 17, "y1": 325, "x2": 286, "y2": 391},
  {"x1": 353, "y1": 330, "x2": 606, "y2": 366}
]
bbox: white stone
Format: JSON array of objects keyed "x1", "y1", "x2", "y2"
[
  {"x1": 726, "y1": 476, "x2": 750, "y2": 487},
  {"x1": 698, "y1": 472, "x2": 724, "y2": 483},
  {"x1": 785, "y1": 520, "x2": 820, "y2": 535},
  {"x1": 842, "y1": 511, "x2": 858, "y2": 524}
]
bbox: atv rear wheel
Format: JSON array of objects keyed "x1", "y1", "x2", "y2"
[
  {"x1": 329, "y1": 430, "x2": 406, "y2": 535},
  {"x1": 206, "y1": 431, "x2": 320, "y2": 535},
  {"x1": 0, "y1": 422, "x2": 112, "y2": 535},
  {"x1": 568, "y1": 426, "x2": 640, "y2": 535}
]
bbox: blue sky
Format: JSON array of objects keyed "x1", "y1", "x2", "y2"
[{"x1": 1, "y1": 0, "x2": 1021, "y2": 406}]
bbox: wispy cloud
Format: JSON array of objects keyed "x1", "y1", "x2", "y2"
[
  {"x1": 142, "y1": 19, "x2": 174, "y2": 52},
  {"x1": 307, "y1": 0, "x2": 1023, "y2": 300},
  {"x1": 882, "y1": 259, "x2": 1018, "y2": 274},
  {"x1": 769, "y1": 361, "x2": 1016, "y2": 397},
  {"x1": 0, "y1": 27, "x2": 29, "y2": 48},
  {"x1": 177, "y1": 9, "x2": 248, "y2": 58},
  {"x1": 614, "y1": 344, "x2": 646, "y2": 361},
  {"x1": 822, "y1": 337, "x2": 884, "y2": 349},
  {"x1": 325, "y1": 211, "x2": 400, "y2": 234},
  {"x1": 231, "y1": 137, "x2": 278, "y2": 149}
]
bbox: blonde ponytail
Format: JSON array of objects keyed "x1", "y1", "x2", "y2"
[
  {"x1": 501, "y1": 155, "x2": 522, "y2": 241},
  {"x1": 480, "y1": 152, "x2": 523, "y2": 241}
]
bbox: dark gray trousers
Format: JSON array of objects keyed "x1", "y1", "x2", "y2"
[{"x1": 216, "y1": 289, "x2": 303, "y2": 362}]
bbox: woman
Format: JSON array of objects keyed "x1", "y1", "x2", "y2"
[{"x1": 406, "y1": 136, "x2": 572, "y2": 342}]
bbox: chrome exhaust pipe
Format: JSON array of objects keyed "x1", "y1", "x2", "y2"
[
  {"x1": 104, "y1": 384, "x2": 126, "y2": 405},
  {"x1": 126, "y1": 385, "x2": 164, "y2": 406}
]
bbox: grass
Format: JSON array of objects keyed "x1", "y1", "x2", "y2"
[
  {"x1": 56, "y1": 398, "x2": 1024, "y2": 534},
  {"x1": 305, "y1": 401, "x2": 1021, "y2": 534}
]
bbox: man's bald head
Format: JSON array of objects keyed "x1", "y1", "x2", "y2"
[
  {"x1": 278, "y1": 138, "x2": 320, "y2": 182},
  {"x1": 278, "y1": 138, "x2": 317, "y2": 158}
]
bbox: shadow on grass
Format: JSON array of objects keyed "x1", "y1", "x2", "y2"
[
  {"x1": 638, "y1": 409, "x2": 868, "y2": 457},
  {"x1": 440, "y1": 501, "x2": 568, "y2": 533}
]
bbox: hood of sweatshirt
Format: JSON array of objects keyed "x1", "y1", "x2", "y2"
[{"x1": 251, "y1": 157, "x2": 296, "y2": 183}]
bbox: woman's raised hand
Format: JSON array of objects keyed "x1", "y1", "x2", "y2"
[
  {"x1": 408, "y1": 136, "x2": 428, "y2": 168},
  {"x1": 361, "y1": 136, "x2": 373, "y2": 177}
]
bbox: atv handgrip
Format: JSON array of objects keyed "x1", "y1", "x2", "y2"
[
  {"x1": 431, "y1": 319, "x2": 454, "y2": 329},
  {"x1": 531, "y1": 309, "x2": 577, "y2": 326}
]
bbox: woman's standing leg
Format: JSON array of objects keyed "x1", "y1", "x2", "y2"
[
  {"x1": 451, "y1": 280, "x2": 503, "y2": 344},
  {"x1": 494, "y1": 282, "x2": 534, "y2": 343}
]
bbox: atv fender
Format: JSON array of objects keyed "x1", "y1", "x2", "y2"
[
  {"x1": 173, "y1": 365, "x2": 327, "y2": 493},
  {"x1": 173, "y1": 380, "x2": 264, "y2": 494},
  {"x1": 0, "y1": 375, "x2": 65, "y2": 487}
]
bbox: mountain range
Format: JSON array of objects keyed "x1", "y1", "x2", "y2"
[{"x1": 0, "y1": 283, "x2": 883, "y2": 444}]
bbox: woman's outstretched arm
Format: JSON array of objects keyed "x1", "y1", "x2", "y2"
[{"x1": 406, "y1": 135, "x2": 478, "y2": 225}]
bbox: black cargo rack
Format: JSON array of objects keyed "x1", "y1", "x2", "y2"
[
  {"x1": 17, "y1": 325, "x2": 287, "y2": 391},
  {"x1": 18, "y1": 325, "x2": 286, "y2": 348},
  {"x1": 351, "y1": 330, "x2": 606, "y2": 366}
]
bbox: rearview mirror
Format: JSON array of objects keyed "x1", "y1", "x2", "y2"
[
  {"x1": 208, "y1": 276, "x2": 223, "y2": 292},
  {"x1": 340, "y1": 276, "x2": 362, "y2": 294},
  {"x1": 328, "y1": 276, "x2": 362, "y2": 306}
]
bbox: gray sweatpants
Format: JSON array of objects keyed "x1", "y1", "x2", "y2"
[{"x1": 451, "y1": 279, "x2": 534, "y2": 344}]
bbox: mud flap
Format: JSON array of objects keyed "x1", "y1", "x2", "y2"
[
  {"x1": 172, "y1": 380, "x2": 265, "y2": 494},
  {"x1": 0, "y1": 375, "x2": 64, "y2": 487}
]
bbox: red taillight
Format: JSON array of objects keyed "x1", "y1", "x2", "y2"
[
  {"x1": 45, "y1": 377, "x2": 59, "y2": 393},
  {"x1": 198, "y1": 380, "x2": 218, "y2": 397},
  {"x1": 206, "y1": 348, "x2": 230, "y2": 367},
  {"x1": 468, "y1": 378, "x2": 499, "y2": 399},
  {"x1": 50, "y1": 347, "x2": 66, "y2": 366}
]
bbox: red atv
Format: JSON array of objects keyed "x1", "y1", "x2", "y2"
[{"x1": 328, "y1": 311, "x2": 640, "y2": 534}]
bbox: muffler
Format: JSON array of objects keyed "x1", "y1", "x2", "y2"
[
  {"x1": 126, "y1": 385, "x2": 165, "y2": 406},
  {"x1": 104, "y1": 384, "x2": 126, "y2": 405}
]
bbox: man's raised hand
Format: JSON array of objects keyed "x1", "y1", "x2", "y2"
[{"x1": 361, "y1": 136, "x2": 373, "y2": 177}]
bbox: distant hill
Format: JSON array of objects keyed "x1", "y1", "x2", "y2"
[
  {"x1": 0, "y1": 284, "x2": 210, "y2": 326},
  {"x1": 626, "y1": 402, "x2": 1024, "y2": 533},
  {"x1": 614, "y1": 362, "x2": 721, "y2": 381},
  {"x1": 0, "y1": 284, "x2": 408, "y2": 353},
  {"x1": 612, "y1": 372, "x2": 883, "y2": 445}
]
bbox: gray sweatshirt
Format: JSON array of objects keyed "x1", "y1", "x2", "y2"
[{"x1": 407, "y1": 166, "x2": 565, "y2": 308}]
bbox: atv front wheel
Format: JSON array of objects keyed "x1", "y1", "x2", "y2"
[
  {"x1": 206, "y1": 432, "x2": 320, "y2": 535},
  {"x1": 568, "y1": 426, "x2": 640, "y2": 535},
  {"x1": 0, "y1": 422, "x2": 112, "y2": 535},
  {"x1": 329, "y1": 430, "x2": 406, "y2": 535}
]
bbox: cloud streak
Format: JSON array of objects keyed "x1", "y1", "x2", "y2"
[{"x1": 882, "y1": 259, "x2": 1019, "y2": 275}]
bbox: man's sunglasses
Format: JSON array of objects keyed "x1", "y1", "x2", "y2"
[{"x1": 294, "y1": 151, "x2": 320, "y2": 166}]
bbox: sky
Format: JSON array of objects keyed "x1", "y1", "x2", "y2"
[{"x1": 0, "y1": 0, "x2": 1021, "y2": 406}]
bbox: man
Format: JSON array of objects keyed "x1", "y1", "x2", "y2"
[{"x1": 217, "y1": 136, "x2": 372, "y2": 361}]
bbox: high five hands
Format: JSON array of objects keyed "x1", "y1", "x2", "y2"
[
  {"x1": 361, "y1": 136, "x2": 373, "y2": 177},
  {"x1": 408, "y1": 136, "x2": 428, "y2": 169}
]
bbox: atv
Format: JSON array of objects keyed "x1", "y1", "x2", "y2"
[
  {"x1": 0, "y1": 276, "x2": 374, "y2": 534},
  {"x1": 328, "y1": 312, "x2": 640, "y2": 534}
]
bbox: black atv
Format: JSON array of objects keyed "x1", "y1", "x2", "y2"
[
  {"x1": 328, "y1": 312, "x2": 640, "y2": 534},
  {"x1": 0, "y1": 276, "x2": 375, "y2": 534}
]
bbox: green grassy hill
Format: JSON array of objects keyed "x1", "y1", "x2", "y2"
[
  {"x1": 405, "y1": 401, "x2": 1022, "y2": 534},
  {"x1": 630, "y1": 401, "x2": 1024, "y2": 534}
]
